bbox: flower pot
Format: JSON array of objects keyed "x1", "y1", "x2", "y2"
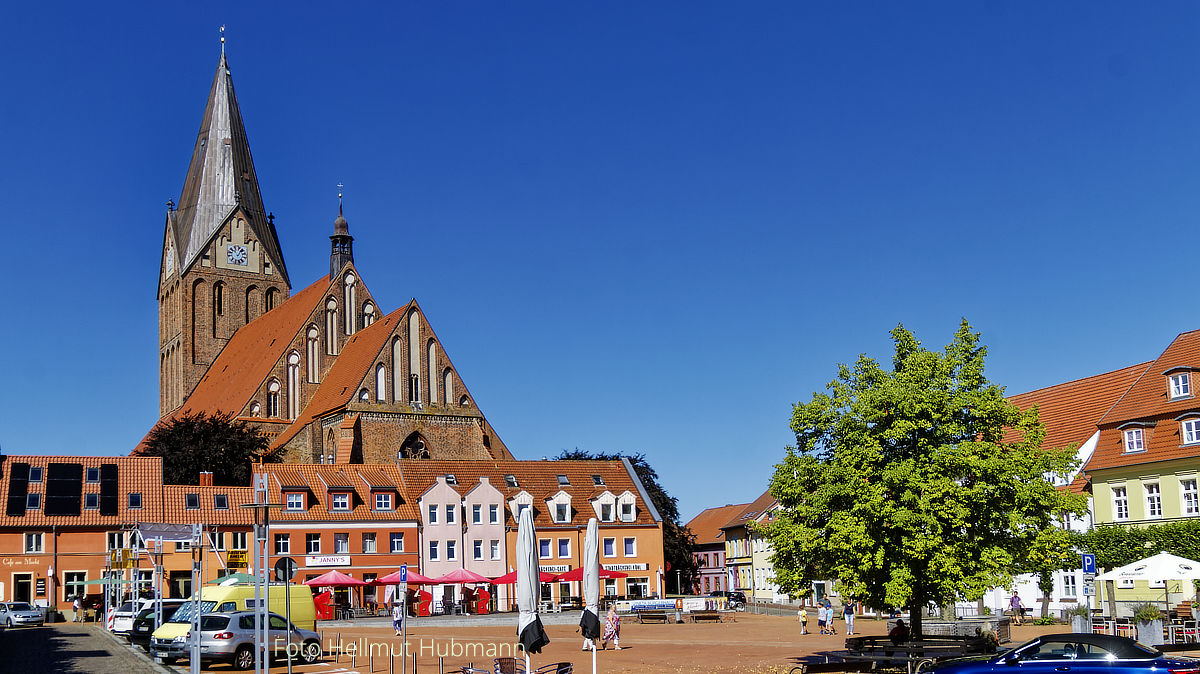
[
  {"x1": 1070, "y1": 616, "x2": 1089, "y2": 633},
  {"x1": 1136, "y1": 619, "x2": 1163, "y2": 647}
]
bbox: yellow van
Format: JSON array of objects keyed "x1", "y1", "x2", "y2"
[{"x1": 150, "y1": 583, "x2": 316, "y2": 663}]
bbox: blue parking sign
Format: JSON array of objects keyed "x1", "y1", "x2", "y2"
[
  {"x1": 400, "y1": 565, "x2": 408, "y2": 582},
  {"x1": 1081, "y1": 553, "x2": 1096, "y2": 574}
]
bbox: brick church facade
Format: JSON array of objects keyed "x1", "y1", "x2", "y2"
[{"x1": 145, "y1": 51, "x2": 512, "y2": 465}]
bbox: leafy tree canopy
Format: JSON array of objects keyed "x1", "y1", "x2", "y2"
[
  {"x1": 557, "y1": 449, "x2": 697, "y2": 592},
  {"x1": 142, "y1": 411, "x2": 279, "y2": 486},
  {"x1": 759, "y1": 321, "x2": 1085, "y2": 634}
]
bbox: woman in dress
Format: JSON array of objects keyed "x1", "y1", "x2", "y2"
[{"x1": 601, "y1": 606, "x2": 621, "y2": 650}]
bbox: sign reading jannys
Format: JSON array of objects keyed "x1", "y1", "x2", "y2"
[
  {"x1": 306, "y1": 555, "x2": 350, "y2": 567},
  {"x1": 603, "y1": 563, "x2": 648, "y2": 572}
]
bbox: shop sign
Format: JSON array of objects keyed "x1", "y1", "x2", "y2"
[
  {"x1": 35, "y1": 579, "x2": 46, "y2": 596},
  {"x1": 305, "y1": 555, "x2": 350, "y2": 567},
  {"x1": 0, "y1": 557, "x2": 43, "y2": 567},
  {"x1": 603, "y1": 563, "x2": 649, "y2": 572},
  {"x1": 543, "y1": 565, "x2": 571, "y2": 573},
  {"x1": 227, "y1": 550, "x2": 248, "y2": 568}
]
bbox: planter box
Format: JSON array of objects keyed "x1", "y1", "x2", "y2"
[
  {"x1": 1070, "y1": 616, "x2": 1089, "y2": 633},
  {"x1": 1136, "y1": 619, "x2": 1163, "y2": 647}
]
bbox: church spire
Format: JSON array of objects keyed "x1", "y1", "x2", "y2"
[
  {"x1": 169, "y1": 48, "x2": 290, "y2": 287},
  {"x1": 330, "y1": 185, "x2": 355, "y2": 279}
]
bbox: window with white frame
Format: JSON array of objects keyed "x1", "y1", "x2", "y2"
[
  {"x1": 539, "y1": 539, "x2": 551, "y2": 559},
  {"x1": 107, "y1": 531, "x2": 124, "y2": 551},
  {"x1": 427, "y1": 504, "x2": 438, "y2": 524},
  {"x1": 25, "y1": 532, "x2": 43, "y2": 553},
  {"x1": 1063, "y1": 574, "x2": 1077, "y2": 597},
  {"x1": 445, "y1": 504, "x2": 456, "y2": 524},
  {"x1": 603, "y1": 537, "x2": 615, "y2": 557},
  {"x1": 362, "y1": 532, "x2": 376, "y2": 553},
  {"x1": 325, "y1": 299, "x2": 339, "y2": 355},
  {"x1": 1118, "y1": 578, "x2": 1135, "y2": 588},
  {"x1": 1146, "y1": 483, "x2": 1163, "y2": 519},
  {"x1": 334, "y1": 533, "x2": 349, "y2": 554},
  {"x1": 307, "y1": 326, "x2": 320, "y2": 383},
  {"x1": 306, "y1": 533, "x2": 321, "y2": 554},
  {"x1": 230, "y1": 531, "x2": 247, "y2": 550},
  {"x1": 446, "y1": 540, "x2": 457, "y2": 560},
  {"x1": 208, "y1": 531, "x2": 224, "y2": 551},
  {"x1": 490, "y1": 540, "x2": 500, "y2": 560},
  {"x1": 620, "y1": 502, "x2": 634, "y2": 522},
  {"x1": 1123, "y1": 428, "x2": 1145, "y2": 453},
  {"x1": 555, "y1": 503, "x2": 569, "y2": 523},
  {"x1": 489, "y1": 504, "x2": 500, "y2": 524},
  {"x1": 390, "y1": 532, "x2": 404, "y2": 553},
  {"x1": 64, "y1": 571, "x2": 86, "y2": 601},
  {"x1": 344, "y1": 273, "x2": 357, "y2": 335},
  {"x1": 267, "y1": 380, "x2": 281, "y2": 417},
  {"x1": 1183, "y1": 478, "x2": 1200, "y2": 516},
  {"x1": 1184, "y1": 419, "x2": 1200, "y2": 445},
  {"x1": 331, "y1": 493, "x2": 350, "y2": 511},
  {"x1": 429, "y1": 540, "x2": 439, "y2": 560},
  {"x1": 623, "y1": 537, "x2": 636, "y2": 557},
  {"x1": 473, "y1": 540, "x2": 483, "y2": 560},
  {"x1": 285, "y1": 492, "x2": 304, "y2": 511},
  {"x1": 558, "y1": 538, "x2": 570, "y2": 558},
  {"x1": 274, "y1": 534, "x2": 290, "y2": 555},
  {"x1": 375, "y1": 492, "x2": 393, "y2": 510},
  {"x1": 472, "y1": 504, "x2": 482, "y2": 524},
  {"x1": 287, "y1": 351, "x2": 300, "y2": 419},
  {"x1": 600, "y1": 503, "x2": 613, "y2": 522},
  {"x1": 1113, "y1": 486, "x2": 1129, "y2": 521},
  {"x1": 1171, "y1": 373, "x2": 1191, "y2": 399}
]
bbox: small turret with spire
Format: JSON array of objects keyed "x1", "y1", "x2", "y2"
[{"x1": 330, "y1": 184, "x2": 354, "y2": 279}]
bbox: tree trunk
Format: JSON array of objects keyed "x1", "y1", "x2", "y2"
[
  {"x1": 1040, "y1": 591, "x2": 1050, "y2": 618},
  {"x1": 911, "y1": 589, "x2": 924, "y2": 639},
  {"x1": 1105, "y1": 580, "x2": 1117, "y2": 618}
]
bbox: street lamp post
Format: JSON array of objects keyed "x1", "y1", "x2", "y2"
[{"x1": 241, "y1": 472, "x2": 282, "y2": 674}]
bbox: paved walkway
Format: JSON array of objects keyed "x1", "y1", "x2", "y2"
[{"x1": 0, "y1": 622, "x2": 164, "y2": 674}]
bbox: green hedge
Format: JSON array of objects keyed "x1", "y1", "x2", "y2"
[{"x1": 1073, "y1": 520, "x2": 1200, "y2": 569}]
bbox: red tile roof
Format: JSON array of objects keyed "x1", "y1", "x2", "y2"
[
  {"x1": 686, "y1": 503, "x2": 748, "y2": 546},
  {"x1": 1005, "y1": 362, "x2": 1150, "y2": 451},
  {"x1": 395, "y1": 459, "x2": 661, "y2": 529},
  {"x1": 720, "y1": 490, "x2": 776, "y2": 530},
  {"x1": 162, "y1": 485, "x2": 254, "y2": 526},
  {"x1": 0, "y1": 456, "x2": 164, "y2": 527},
  {"x1": 263, "y1": 464, "x2": 418, "y2": 521}
]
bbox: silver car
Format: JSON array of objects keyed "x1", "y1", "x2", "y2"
[
  {"x1": 0, "y1": 602, "x2": 44, "y2": 627},
  {"x1": 198, "y1": 611, "x2": 321, "y2": 669}
]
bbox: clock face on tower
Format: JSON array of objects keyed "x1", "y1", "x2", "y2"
[{"x1": 227, "y1": 245, "x2": 248, "y2": 266}]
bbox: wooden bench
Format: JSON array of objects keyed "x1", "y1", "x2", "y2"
[
  {"x1": 689, "y1": 610, "x2": 722, "y2": 623},
  {"x1": 637, "y1": 611, "x2": 671, "y2": 624}
]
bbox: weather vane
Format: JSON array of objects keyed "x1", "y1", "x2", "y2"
[
  {"x1": 220, "y1": 25, "x2": 226, "y2": 53},
  {"x1": 337, "y1": 182, "x2": 344, "y2": 204}
]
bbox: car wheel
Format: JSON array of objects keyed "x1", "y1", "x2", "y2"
[
  {"x1": 4, "y1": 619, "x2": 10, "y2": 628},
  {"x1": 301, "y1": 640, "x2": 321, "y2": 664},
  {"x1": 234, "y1": 645, "x2": 255, "y2": 670}
]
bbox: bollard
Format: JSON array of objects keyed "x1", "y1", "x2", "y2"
[
  {"x1": 336, "y1": 632, "x2": 342, "y2": 663},
  {"x1": 370, "y1": 649, "x2": 374, "y2": 673},
  {"x1": 352, "y1": 652, "x2": 356, "y2": 669},
  {"x1": 390, "y1": 650, "x2": 394, "y2": 674}
]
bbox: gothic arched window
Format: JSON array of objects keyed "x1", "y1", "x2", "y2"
[
  {"x1": 325, "y1": 299, "x2": 338, "y2": 355},
  {"x1": 391, "y1": 337, "x2": 404, "y2": 401},
  {"x1": 363, "y1": 302, "x2": 375, "y2": 328},
  {"x1": 265, "y1": 287, "x2": 279, "y2": 311},
  {"x1": 427, "y1": 341, "x2": 438, "y2": 404},
  {"x1": 287, "y1": 352, "x2": 301, "y2": 419},
  {"x1": 267, "y1": 380, "x2": 281, "y2": 418},
  {"x1": 376, "y1": 363, "x2": 387, "y2": 401},
  {"x1": 443, "y1": 368, "x2": 454, "y2": 405},
  {"x1": 306, "y1": 326, "x2": 320, "y2": 383},
  {"x1": 344, "y1": 273, "x2": 357, "y2": 335}
]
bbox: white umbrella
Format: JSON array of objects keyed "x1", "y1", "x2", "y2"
[
  {"x1": 1094, "y1": 552, "x2": 1200, "y2": 582},
  {"x1": 580, "y1": 517, "x2": 601, "y2": 673},
  {"x1": 517, "y1": 507, "x2": 549, "y2": 669}
]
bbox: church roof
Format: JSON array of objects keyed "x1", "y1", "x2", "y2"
[{"x1": 171, "y1": 53, "x2": 289, "y2": 287}]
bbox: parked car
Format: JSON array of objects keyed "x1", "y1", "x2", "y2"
[
  {"x1": 152, "y1": 610, "x2": 321, "y2": 668},
  {"x1": 931, "y1": 633, "x2": 1199, "y2": 674},
  {"x1": 0, "y1": 602, "x2": 44, "y2": 627},
  {"x1": 127, "y1": 600, "x2": 186, "y2": 651},
  {"x1": 111, "y1": 598, "x2": 154, "y2": 634},
  {"x1": 708, "y1": 590, "x2": 747, "y2": 610}
]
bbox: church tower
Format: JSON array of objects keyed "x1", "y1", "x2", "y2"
[{"x1": 158, "y1": 50, "x2": 291, "y2": 417}]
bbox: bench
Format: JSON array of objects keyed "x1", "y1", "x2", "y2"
[
  {"x1": 689, "y1": 610, "x2": 722, "y2": 623},
  {"x1": 637, "y1": 611, "x2": 671, "y2": 624}
]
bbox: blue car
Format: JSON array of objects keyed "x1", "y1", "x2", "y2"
[{"x1": 933, "y1": 634, "x2": 1198, "y2": 674}]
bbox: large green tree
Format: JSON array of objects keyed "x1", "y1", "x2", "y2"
[
  {"x1": 759, "y1": 321, "x2": 1085, "y2": 635},
  {"x1": 557, "y1": 450, "x2": 697, "y2": 594},
  {"x1": 141, "y1": 411, "x2": 279, "y2": 486}
]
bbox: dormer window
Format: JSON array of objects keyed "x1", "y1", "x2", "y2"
[
  {"x1": 1183, "y1": 418, "x2": 1200, "y2": 446},
  {"x1": 600, "y1": 503, "x2": 613, "y2": 522},
  {"x1": 330, "y1": 492, "x2": 350, "y2": 511},
  {"x1": 375, "y1": 492, "x2": 393, "y2": 510},
  {"x1": 1123, "y1": 428, "x2": 1145, "y2": 453},
  {"x1": 555, "y1": 503, "x2": 570, "y2": 523},
  {"x1": 620, "y1": 502, "x2": 635, "y2": 521},
  {"x1": 1171, "y1": 373, "x2": 1192, "y2": 400},
  {"x1": 285, "y1": 492, "x2": 305, "y2": 511}
]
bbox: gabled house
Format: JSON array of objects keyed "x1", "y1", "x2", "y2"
[{"x1": 686, "y1": 503, "x2": 747, "y2": 595}]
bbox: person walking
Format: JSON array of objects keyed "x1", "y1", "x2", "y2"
[
  {"x1": 391, "y1": 601, "x2": 404, "y2": 636},
  {"x1": 72, "y1": 596, "x2": 82, "y2": 622},
  {"x1": 843, "y1": 601, "x2": 856, "y2": 635},
  {"x1": 1009, "y1": 592, "x2": 1024, "y2": 626},
  {"x1": 601, "y1": 605, "x2": 621, "y2": 650},
  {"x1": 817, "y1": 603, "x2": 827, "y2": 635},
  {"x1": 798, "y1": 606, "x2": 808, "y2": 635},
  {"x1": 826, "y1": 601, "x2": 837, "y2": 635}
]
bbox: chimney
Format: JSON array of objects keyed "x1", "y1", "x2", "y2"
[{"x1": 199, "y1": 472, "x2": 213, "y2": 487}]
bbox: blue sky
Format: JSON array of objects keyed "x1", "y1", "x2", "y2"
[{"x1": 2, "y1": 2, "x2": 1199, "y2": 522}]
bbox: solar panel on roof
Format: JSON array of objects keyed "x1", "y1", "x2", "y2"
[
  {"x1": 44, "y1": 463, "x2": 83, "y2": 516},
  {"x1": 99, "y1": 464, "x2": 118, "y2": 516},
  {"x1": 6, "y1": 462, "x2": 30, "y2": 517}
]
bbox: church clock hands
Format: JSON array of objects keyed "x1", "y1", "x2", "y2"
[{"x1": 227, "y1": 244, "x2": 248, "y2": 265}]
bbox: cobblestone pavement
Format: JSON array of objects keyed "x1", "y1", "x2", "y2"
[{"x1": 0, "y1": 622, "x2": 164, "y2": 674}]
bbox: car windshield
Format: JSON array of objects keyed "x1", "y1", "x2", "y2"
[
  {"x1": 199, "y1": 615, "x2": 230, "y2": 631},
  {"x1": 8, "y1": 603, "x2": 32, "y2": 611},
  {"x1": 117, "y1": 602, "x2": 134, "y2": 613},
  {"x1": 169, "y1": 601, "x2": 217, "y2": 623}
]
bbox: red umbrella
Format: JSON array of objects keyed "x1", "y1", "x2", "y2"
[
  {"x1": 490, "y1": 569, "x2": 558, "y2": 584},
  {"x1": 554, "y1": 567, "x2": 628, "y2": 582},
  {"x1": 304, "y1": 570, "x2": 369, "y2": 587},
  {"x1": 375, "y1": 569, "x2": 437, "y2": 585},
  {"x1": 431, "y1": 568, "x2": 492, "y2": 584}
]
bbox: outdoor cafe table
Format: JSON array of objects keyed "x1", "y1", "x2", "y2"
[{"x1": 827, "y1": 640, "x2": 985, "y2": 674}]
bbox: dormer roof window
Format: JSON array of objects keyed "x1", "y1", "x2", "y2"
[
  {"x1": 505, "y1": 475, "x2": 518, "y2": 488},
  {"x1": 445, "y1": 474, "x2": 457, "y2": 485},
  {"x1": 557, "y1": 475, "x2": 570, "y2": 486},
  {"x1": 1171, "y1": 372, "x2": 1192, "y2": 400},
  {"x1": 285, "y1": 492, "x2": 305, "y2": 511},
  {"x1": 591, "y1": 474, "x2": 605, "y2": 486},
  {"x1": 1123, "y1": 428, "x2": 1145, "y2": 454},
  {"x1": 330, "y1": 492, "x2": 351, "y2": 511}
]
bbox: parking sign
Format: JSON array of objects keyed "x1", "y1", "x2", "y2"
[{"x1": 1081, "y1": 553, "x2": 1096, "y2": 574}]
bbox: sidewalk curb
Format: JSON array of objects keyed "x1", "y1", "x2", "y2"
[{"x1": 88, "y1": 623, "x2": 176, "y2": 673}]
